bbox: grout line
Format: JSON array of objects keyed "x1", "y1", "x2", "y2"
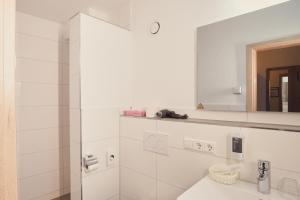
[
  {"x1": 83, "y1": 136, "x2": 120, "y2": 144},
  {"x1": 82, "y1": 165, "x2": 119, "y2": 178},
  {"x1": 16, "y1": 32, "x2": 61, "y2": 43},
  {"x1": 156, "y1": 179, "x2": 187, "y2": 191},
  {"x1": 16, "y1": 105, "x2": 68, "y2": 108},
  {"x1": 16, "y1": 56, "x2": 64, "y2": 65},
  {"x1": 120, "y1": 165, "x2": 156, "y2": 180},
  {"x1": 17, "y1": 126, "x2": 69, "y2": 133},
  {"x1": 17, "y1": 146, "x2": 70, "y2": 157},
  {"x1": 18, "y1": 168, "x2": 64, "y2": 181},
  {"x1": 120, "y1": 133, "x2": 300, "y2": 176},
  {"x1": 16, "y1": 81, "x2": 67, "y2": 86}
]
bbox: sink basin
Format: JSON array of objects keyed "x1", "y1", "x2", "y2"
[{"x1": 177, "y1": 176, "x2": 298, "y2": 200}]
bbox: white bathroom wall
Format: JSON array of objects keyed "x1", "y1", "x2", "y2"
[
  {"x1": 70, "y1": 13, "x2": 132, "y2": 200},
  {"x1": 120, "y1": 117, "x2": 300, "y2": 200},
  {"x1": 130, "y1": 0, "x2": 289, "y2": 109},
  {"x1": 15, "y1": 12, "x2": 70, "y2": 200}
]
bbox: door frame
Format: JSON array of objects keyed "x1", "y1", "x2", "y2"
[
  {"x1": 265, "y1": 67, "x2": 290, "y2": 111},
  {"x1": 0, "y1": 0, "x2": 17, "y2": 199},
  {"x1": 246, "y1": 35, "x2": 300, "y2": 112}
]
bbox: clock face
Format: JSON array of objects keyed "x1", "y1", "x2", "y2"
[{"x1": 150, "y1": 22, "x2": 160, "y2": 34}]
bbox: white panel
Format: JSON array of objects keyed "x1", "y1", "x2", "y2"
[
  {"x1": 82, "y1": 138, "x2": 119, "y2": 174},
  {"x1": 18, "y1": 149, "x2": 61, "y2": 178},
  {"x1": 82, "y1": 168, "x2": 119, "y2": 200},
  {"x1": 120, "y1": 137, "x2": 156, "y2": 178},
  {"x1": 157, "y1": 120, "x2": 240, "y2": 158},
  {"x1": 16, "y1": 58, "x2": 59, "y2": 84},
  {"x1": 120, "y1": 167, "x2": 156, "y2": 200},
  {"x1": 18, "y1": 170, "x2": 62, "y2": 200},
  {"x1": 81, "y1": 108, "x2": 119, "y2": 143},
  {"x1": 157, "y1": 181, "x2": 185, "y2": 200},
  {"x1": 16, "y1": 83, "x2": 59, "y2": 106},
  {"x1": 80, "y1": 14, "x2": 132, "y2": 108},
  {"x1": 16, "y1": 12, "x2": 61, "y2": 41},
  {"x1": 16, "y1": 107, "x2": 59, "y2": 131},
  {"x1": 157, "y1": 148, "x2": 226, "y2": 189},
  {"x1": 242, "y1": 128, "x2": 300, "y2": 173},
  {"x1": 16, "y1": 33, "x2": 59, "y2": 62},
  {"x1": 120, "y1": 117, "x2": 157, "y2": 141},
  {"x1": 18, "y1": 128, "x2": 60, "y2": 155}
]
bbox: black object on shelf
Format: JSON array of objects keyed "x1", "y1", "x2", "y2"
[{"x1": 156, "y1": 109, "x2": 188, "y2": 119}]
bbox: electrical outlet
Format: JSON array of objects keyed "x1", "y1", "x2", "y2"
[
  {"x1": 204, "y1": 142, "x2": 216, "y2": 153},
  {"x1": 184, "y1": 138, "x2": 216, "y2": 154},
  {"x1": 193, "y1": 141, "x2": 204, "y2": 152}
]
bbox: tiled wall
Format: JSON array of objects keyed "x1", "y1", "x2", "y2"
[
  {"x1": 16, "y1": 12, "x2": 70, "y2": 200},
  {"x1": 120, "y1": 117, "x2": 300, "y2": 200},
  {"x1": 69, "y1": 14, "x2": 132, "y2": 200}
]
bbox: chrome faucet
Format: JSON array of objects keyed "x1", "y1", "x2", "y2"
[{"x1": 257, "y1": 160, "x2": 271, "y2": 194}]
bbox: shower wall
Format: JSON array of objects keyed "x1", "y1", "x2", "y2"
[
  {"x1": 15, "y1": 12, "x2": 70, "y2": 200},
  {"x1": 69, "y1": 13, "x2": 132, "y2": 200}
]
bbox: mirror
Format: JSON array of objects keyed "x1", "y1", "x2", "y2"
[{"x1": 197, "y1": 0, "x2": 300, "y2": 112}]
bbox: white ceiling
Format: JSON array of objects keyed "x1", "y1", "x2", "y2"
[{"x1": 16, "y1": 0, "x2": 130, "y2": 22}]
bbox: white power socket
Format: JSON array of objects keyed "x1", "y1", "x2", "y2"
[{"x1": 184, "y1": 138, "x2": 216, "y2": 154}]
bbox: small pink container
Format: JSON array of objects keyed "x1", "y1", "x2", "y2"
[{"x1": 123, "y1": 110, "x2": 146, "y2": 117}]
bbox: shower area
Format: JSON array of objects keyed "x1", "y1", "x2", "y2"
[{"x1": 15, "y1": 1, "x2": 131, "y2": 199}]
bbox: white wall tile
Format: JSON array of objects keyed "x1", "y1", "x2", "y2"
[
  {"x1": 157, "y1": 147, "x2": 226, "y2": 189},
  {"x1": 16, "y1": 12, "x2": 61, "y2": 41},
  {"x1": 16, "y1": 107, "x2": 59, "y2": 131},
  {"x1": 18, "y1": 149, "x2": 61, "y2": 179},
  {"x1": 120, "y1": 167, "x2": 156, "y2": 200},
  {"x1": 157, "y1": 181, "x2": 185, "y2": 200},
  {"x1": 18, "y1": 170, "x2": 63, "y2": 200},
  {"x1": 81, "y1": 108, "x2": 119, "y2": 142},
  {"x1": 16, "y1": 33, "x2": 60, "y2": 62},
  {"x1": 18, "y1": 128, "x2": 60, "y2": 155},
  {"x1": 82, "y1": 168, "x2": 119, "y2": 200},
  {"x1": 157, "y1": 120, "x2": 240, "y2": 158},
  {"x1": 82, "y1": 138, "x2": 119, "y2": 174},
  {"x1": 16, "y1": 58, "x2": 59, "y2": 84},
  {"x1": 16, "y1": 11, "x2": 69, "y2": 199},
  {"x1": 242, "y1": 128, "x2": 300, "y2": 173},
  {"x1": 120, "y1": 137, "x2": 156, "y2": 178},
  {"x1": 120, "y1": 117, "x2": 156, "y2": 141},
  {"x1": 239, "y1": 161, "x2": 300, "y2": 194},
  {"x1": 16, "y1": 83, "x2": 59, "y2": 106}
]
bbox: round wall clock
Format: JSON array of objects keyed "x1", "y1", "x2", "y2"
[{"x1": 150, "y1": 22, "x2": 160, "y2": 34}]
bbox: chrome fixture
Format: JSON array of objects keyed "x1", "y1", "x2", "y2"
[{"x1": 257, "y1": 160, "x2": 271, "y2": 194}]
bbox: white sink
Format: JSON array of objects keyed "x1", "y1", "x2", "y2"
[{"x1": 177, "y1": 176, "x2": 298, "y2": 200}]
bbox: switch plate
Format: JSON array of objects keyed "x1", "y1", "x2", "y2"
[
  {"x1": 184, "y1": 138, "x2": 216, "y2": 154},
  {"x1": 144, "y1": 131, "x2": 168, "y2": 155}
]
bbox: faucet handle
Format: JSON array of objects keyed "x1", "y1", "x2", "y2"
[{"x1": 258, "y1": 160, "x2": 271, "y2": 171}]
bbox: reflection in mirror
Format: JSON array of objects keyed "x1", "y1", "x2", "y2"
[
  {"x1": 257, "y1": 46, "x2": 300, "y2": 112},
  {"x1": 197, "y1": 0, "x2": 300, "y2": 112}
]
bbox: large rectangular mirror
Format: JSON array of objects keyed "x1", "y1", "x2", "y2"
[{"x1": 197, "y1": 0, "x2": 300, "y2": 112}]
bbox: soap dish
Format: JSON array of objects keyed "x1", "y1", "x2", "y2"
[{"x1": 209, "y1": 164, "x2": 239, "y2": 185}]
